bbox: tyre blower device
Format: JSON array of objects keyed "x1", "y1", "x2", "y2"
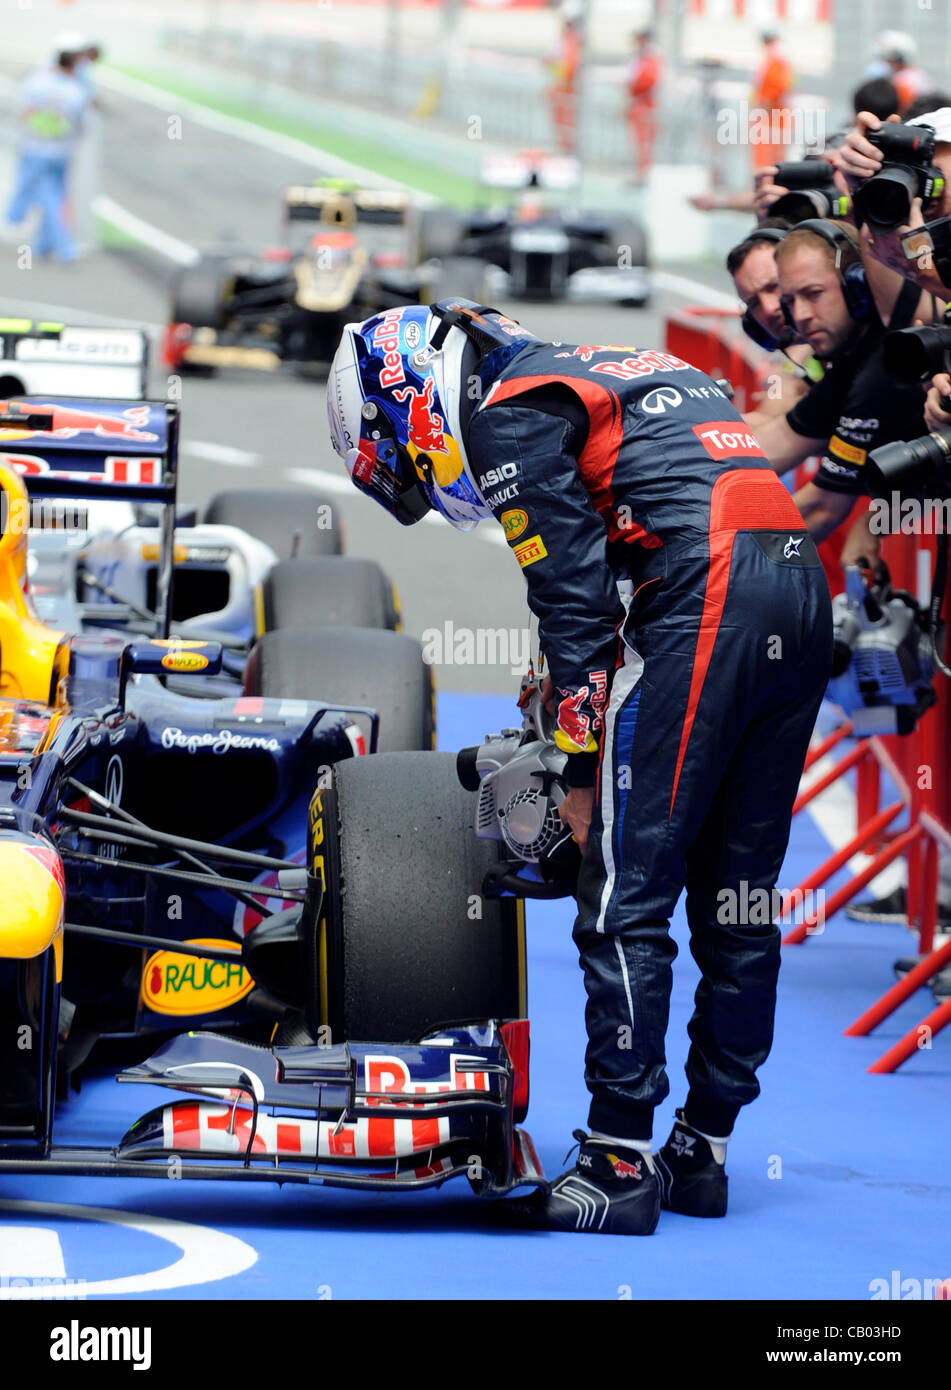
[
  {"x1": 457, "y1": 658, "x2": 582, "y2": 900},
  {"x1": 831, "y1": 418, "x2": 951, "y2": 735},
  {"x1": 828, "y1": 562, "x2": 937, "y2": 735}
]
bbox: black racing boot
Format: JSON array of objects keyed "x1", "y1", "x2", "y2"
[
  {"x1": 655, "y1": 1109, "x2": 728, "y2": 1218},
  {"x1": 845, "y1": 887, "x2": 907, "y2": 924},
  {"x1": 499, "y1": 1130, "x2": 661, "y2": 1235}
]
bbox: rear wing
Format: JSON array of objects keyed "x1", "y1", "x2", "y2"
[
  {"x1": 284, "y1": 185, "x2": 410, "y2": 228},
  {"x1": 479, "y1": 152, "x2": 580, "y2": 191},
  {"x1": 0, "y1": 320, "x2": 149, "y2": 400},
  {"x1": 0, "y1": 396, "x2": 179, "y2": 634}
]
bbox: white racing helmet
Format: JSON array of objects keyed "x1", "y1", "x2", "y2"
[{"x1": 327, "y1": 299, "x2": 536, "y2": 529}]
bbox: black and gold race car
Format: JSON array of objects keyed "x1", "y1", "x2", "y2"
[{"x1": 163, "y1": 182, "x2": 489, "y2": 375}]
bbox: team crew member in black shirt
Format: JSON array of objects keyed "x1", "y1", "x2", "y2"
[{"x1": 748, "y1": 221, "x2": 927, "y2": 549}]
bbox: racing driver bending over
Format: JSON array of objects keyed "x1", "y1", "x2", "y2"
[{"x1": 328, "y1": 301, "x2": 832, "y2": 1235}]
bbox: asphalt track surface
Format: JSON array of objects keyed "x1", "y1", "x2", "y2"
[{"x1": 0, "y1": 75, "x2": 948, "y2": 1306}]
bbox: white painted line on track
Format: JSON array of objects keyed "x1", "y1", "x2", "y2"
[
  {"x1": 0, "y1": 295, "x2": 162, "y2": 335},
  {"x1": 0, "y1": 1199, "x2": 257, "y2": 1298},
  {"x1": 93, "y1": 194, "x2": 200, "y2": 267},
  {"x1": 283, "y1": 466, "x2": 508, "y2": 543},
  {"x1": 184, "y1": 440, "x2": 258, "y2": 466},
  {"x1": 0, "y1": 1226, "x2": 65, "y2": 1279},
  {"x1": 283, "y1": 465, "x2": 357, "y2": 496},
  {"x1": 98, "y1": 67, "x2": 410, "y2": 191},
  {"x1": 651, "y1": 270, "x2": 742, "y2": 312}
]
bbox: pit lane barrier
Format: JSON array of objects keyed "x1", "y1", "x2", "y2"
[{"x1": 665, "y1": 307, "x2": 951, "y2": 1070}]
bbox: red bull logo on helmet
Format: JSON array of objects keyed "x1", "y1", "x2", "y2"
[
  {"x1": 372, "y1": 309, "x2": 407, "y2": 390},
  {"x1": 393, "y1": 378, "x2": 449, "y2": 455}
]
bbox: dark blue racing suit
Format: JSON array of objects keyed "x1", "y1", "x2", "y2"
[{"x1": 466, "y1": 343, "x2": 833, "y2": 1141}]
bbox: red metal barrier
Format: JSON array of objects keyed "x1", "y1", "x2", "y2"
[{"x1": 664, "y1": 306, "x2": 951, "y2": 1071}]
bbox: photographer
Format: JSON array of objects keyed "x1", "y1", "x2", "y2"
[
  {"x1": 836, "y1": 107, "x2": 951, "y2": 300},
  {"x1": 727, "y1": 227, "x2": 823, "y2": 428},
  {"x1": 747, "y1": 221, "x2": 926, "y2": 553}
]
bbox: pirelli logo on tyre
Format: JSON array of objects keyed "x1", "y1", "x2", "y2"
[
  {"x1": 501, "y1": 508, "x2": 529, "y2": 542},
  {"x1": 829, "y1": 434, "x2": 867, "y2": 467},
  {"x1": 692, "y1": 422, "x2": 767, "y2": 462},
  {"x1": 513, "y1": 534, "x2": 548, "y2": 568}
]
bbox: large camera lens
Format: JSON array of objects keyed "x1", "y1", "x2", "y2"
[
  {"x1": 771, "y1": 188, "x2": 839, "y2": 223},
  {"x1": 774, "y1": 159, "x2": 837, "y2": 191},
  {"x1": 852, "y1": 167, "x2": 919, "y2": 231},
  {"x1": 884, "y1": 326, "x2": 951, "y2": 383},
  {"x1": 866, "y1": 426, "x2": 951, "y2": 496}
]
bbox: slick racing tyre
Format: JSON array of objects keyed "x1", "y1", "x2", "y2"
[
  {"x1": 169, "y1": 260, "x2": 232, "y2": 330},
  {"x1": 319, "y1": 751, "x2": 525, "y2": 1041},
  {"x1": 417, "y1": 206, "x2": 463, "y2": 261},
  {"x1": 243, "y1": 626, "x2": 435, "y2": 752},
  {"x1": 607, "y1": 216, "x2": 648, "y2": 269},
  {"x1": 259, "y1": 556, "x2": 400, "y2": 633},
  {"x1": 607, "y1": 216, "x2": 650, "y2": 305},
  {"x1": 204, "y1": 487, "x2": 343, "y2": 559},
  {"x1": 428, "y1": 255, "x2": 493, "y2": 304}
]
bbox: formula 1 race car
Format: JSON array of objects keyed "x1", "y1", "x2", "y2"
[
  {"x1": 0, "y1": 395, "x2": 429, "y2": 749},
  {"x1": 424, "y1": 151, "x2": 651, "y2": 305},
  {"x1": 0, "y1": 318, "x2": 149, "y2": 400},
  {"x1": 163, "y1": 182, "x2": 492, "y2": 375},
  {"x1": 0, "y1": 425, "x2": 566, "y2": 1194}
]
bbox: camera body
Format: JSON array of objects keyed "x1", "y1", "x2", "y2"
[
  {"x1": 771, "y1": 160, "x2": 850, "y2": 223},
  {"x1": 883, "y1": 324, "x2": 951, "y2": 385},
  {"x1": 852, "y1": 123, "x2": 946, "y2": 231},
  {"x1": 865, "y1": 420, "x2": 951, "y2": 498},
  {"x1": 829, "y1": 566, "x2": 937, "y2": 735}
]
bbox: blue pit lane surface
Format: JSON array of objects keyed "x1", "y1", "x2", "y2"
[{"x1": 0, "y1": 692, "x2": 947, "y2": 1301}]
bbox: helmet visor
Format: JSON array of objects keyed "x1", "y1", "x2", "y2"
[{"x1": 345, "y1": 441, "x2": 432, "y2": 527}]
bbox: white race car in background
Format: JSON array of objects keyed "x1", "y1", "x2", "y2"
[{"x1": 0, "y1": 320, "x2": 149, "y2": 400}]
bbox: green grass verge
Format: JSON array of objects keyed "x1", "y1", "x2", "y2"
[
  {"x1": 96, "y1": 215, "x2": 142, "y2": 250},
  {"x1": 108, "y1": 63, "x2": 482, "y2": 207}
]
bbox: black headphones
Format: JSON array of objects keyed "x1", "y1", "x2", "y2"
[
  {"x1": 738, "y1": 228, "x2": 791, "y2": 351},
  {"x1": 779, "y1": 219, "x2": 872, "y2": 331}
]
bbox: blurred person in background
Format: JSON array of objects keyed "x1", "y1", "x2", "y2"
[
  {"x1": 5, "y1": 36, "x2": 90, "y2": 263},
  {"x1": 751, "y1": 29, "x2": 792, "y2": 171},
  {"x1": 904, "y1": 92, "x2": 951, "y2": 122},
  {"x1": 875, "y1": 32, "x2": 929, "y2": 116},
  {"x1": 851, "y1": 78, "x2": 900, "y2": 125},
  {"x1": 547, "y1": 14, "x2": 582, "y2": 154},
  {"x1": 626, "y1": 28, "x2": 661, "y2": 185},
  {"x1": 70, "y1": 39, "x2": 104, "y2": 253}
]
